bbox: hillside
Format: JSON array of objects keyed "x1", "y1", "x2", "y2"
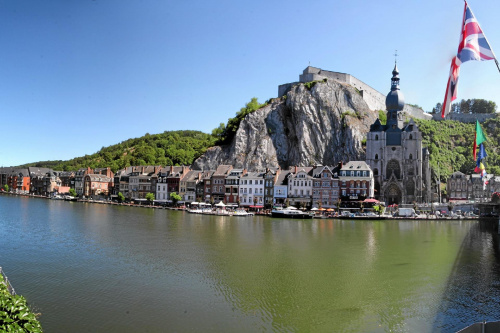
[
  {"x1": 416, "y1": 116, "x2": 500, "y2": 181},
  {"x1": 20, "y1": 130, "x2": 216, "y2": 172}
]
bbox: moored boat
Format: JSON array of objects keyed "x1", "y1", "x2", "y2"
[{"x1": 271, "y1": 207, "x2": 313, "y2": 219}]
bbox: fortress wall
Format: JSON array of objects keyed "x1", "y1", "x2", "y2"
[
  {"x1": 431, "y1": 112, "x2": 496, "y2": 122},
  {"x1": 347, "y1": 75, "x2": 386, "y2": 111},
  {"x1": 403, "y1": 105, "x2": 433, "y2": 121},
  {"x1": 278, "y1": 67, "x2": 441, "y2": 121}
]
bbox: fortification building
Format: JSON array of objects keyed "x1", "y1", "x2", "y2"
[
  {"x1": 365, "y1": 65, "x2": 432, "y2": 204},
  {"x1": 279, "y1": 66, "x2": 432, "y2": 121}
]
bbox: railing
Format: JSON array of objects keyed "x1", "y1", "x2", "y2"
[{"x1": 0, "y1": 266, "x2": 16, "y2": 295}]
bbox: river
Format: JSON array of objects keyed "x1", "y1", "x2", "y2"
[{"x1": 1, "y1": 195, "x2": 499, "y2": 332}]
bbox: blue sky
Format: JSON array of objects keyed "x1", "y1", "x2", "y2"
[{"x1": 1, "y1": 0, "x2": 500, "y2": 167}]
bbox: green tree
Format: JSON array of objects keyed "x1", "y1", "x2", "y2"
[
  {"x1": 3, "y1": 184, "x2": 9, "y2": 192},
  {"x1": 118, "y1": 192, "x2": 125, "y2": 203},
  {"x1": 69, "y1": 188, "x2": 77, "y2": 197},
  {"x1": 170, "y1": 192, "x2": 182, "y2": 206},
  {"x1": 431, "y1": 102, "x2": 442, "y2": 114},
  {"x1": 145, "y1": 192, "x2": 155, "y2": 204}
]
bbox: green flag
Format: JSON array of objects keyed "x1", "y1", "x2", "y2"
[
  {"x1": 474, "y1": 120, "x2": 486, "y2": 160},
  {"x1": 476, "y1": 120, "x2": 486, "y2": 146}
]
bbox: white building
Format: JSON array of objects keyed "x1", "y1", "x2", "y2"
[
  {"x1": 287, "y1": 167, "x2": 313, "y2": 207},
  {"x1": 239, "y1": 172, "x2": 265, "y2": 207}
]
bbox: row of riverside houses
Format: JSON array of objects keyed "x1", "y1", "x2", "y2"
[
  {"x1": 0, "y1": 167, "x2": 113, "y2": 198},
  {"x1": 0, "y1": 161, "x2": 500, "y2": 208},
  {"x1": 0, "y1": 161, "x2": 377, "y2": 208},
  {"x1": 2, "y1": 162, "x2": 499, "y2": 206}
]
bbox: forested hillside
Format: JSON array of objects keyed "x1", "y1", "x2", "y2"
[
  {"x1": 415, "y1": 116, "x2": 500, "y2": 181},
  {"x1": 20, "y1": 130, "x2": 216, "y2": 172}
]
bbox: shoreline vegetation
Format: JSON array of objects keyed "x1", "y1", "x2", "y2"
[{"x1": 0, "y1": 270, "x2": 43, "y2": 332}]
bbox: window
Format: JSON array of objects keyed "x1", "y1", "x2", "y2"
[
  {"x1": 375, "y1": 154, "x2": 378, "y2": 160},
  {"x1": 375, "y1": 135, "x2": 379, "y2": 140},
  {"x1": 409, "y1": 154, "x2": 413, "y2": 160}
]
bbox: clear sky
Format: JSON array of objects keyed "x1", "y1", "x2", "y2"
[{"x1": 1, "y1": 0, "x2": 500, "y2": 167}]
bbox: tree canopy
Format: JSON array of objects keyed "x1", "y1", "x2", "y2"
[
  {"x1": 19, "y1": 130, "x2": 216, "y2": 172},
  {"x1": 431, "y1": 99, "x2": 496, "y2": 114},
  {"x1": 212, "y1": 97, "x2": 266, "y2": 144},
  {"x1": 415, "y1": 115, "x2": 500, "y2": 181}
]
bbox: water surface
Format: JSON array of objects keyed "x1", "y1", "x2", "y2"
[{"x1": 1, "y1": 195, "x2": 499, "y2": 332}]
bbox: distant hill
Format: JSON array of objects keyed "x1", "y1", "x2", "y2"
[{"x1": 19, "y1": 130, "x2": 216, "y2": 172}]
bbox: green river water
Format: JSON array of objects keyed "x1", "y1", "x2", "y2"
[{"x1": 0, "y1": 195, "x2": 499, "y2": 332}]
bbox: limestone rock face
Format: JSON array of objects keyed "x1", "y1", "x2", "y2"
[{"x1": 193, "y1": 80, "x2": 378, "y2": 170}]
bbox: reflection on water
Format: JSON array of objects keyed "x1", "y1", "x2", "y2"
[
  {"x1": 1, "y1": 196, "x2": 499, "y2": 332},
  {"x1": 434, "y1": 222, "x2": 500, "y2": 332}
]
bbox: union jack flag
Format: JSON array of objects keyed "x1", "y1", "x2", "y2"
[{"x1": 441, "y1": 1, "x2": 498, "y2": 118}]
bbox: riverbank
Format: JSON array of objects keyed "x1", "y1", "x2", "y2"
[{"x1": 1, "y1": 192, "x2": 485, "y2": 222}]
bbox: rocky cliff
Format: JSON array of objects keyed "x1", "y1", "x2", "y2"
[{"x1": 193, "y1": 79, "x2": 379, "y2": 170}]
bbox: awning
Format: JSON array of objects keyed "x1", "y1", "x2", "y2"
[{"x1": 249, "y1": 205, "x2": 264, "y2": 208}]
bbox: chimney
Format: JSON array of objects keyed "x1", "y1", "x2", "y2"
[
  {"x1": 294, "y1": 165, "x2": 297, "y2": 174},
  {"x1": 170, "y1": 165, "x2": 174, "y2": 173},
  {"x1": 242, "y1": 169, "x2": 248, "y2": 176}
]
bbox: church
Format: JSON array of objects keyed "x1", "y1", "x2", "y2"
[{"x1": 365, "y1": 64, "x2": 432, "y2": 205}]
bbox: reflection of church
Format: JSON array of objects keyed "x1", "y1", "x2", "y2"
[{"x1": 365, "y1": 65, "x2": 431, "y2": 205}]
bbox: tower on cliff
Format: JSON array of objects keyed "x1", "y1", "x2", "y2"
[{"x1": 365, "y1": 65, "x2": 431, "y2": 205}]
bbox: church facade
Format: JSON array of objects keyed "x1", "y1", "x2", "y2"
[{"x1": 365, "y1": 65, "x2": 432, "y2": 205}]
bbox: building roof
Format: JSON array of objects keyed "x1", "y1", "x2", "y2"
[
  {"x1": 213, "y1": 165, "x2": 232, "y2": 177},
  {"x1": 340, "y1": 161, "x2": 371, "y2": 171},
  {"x1": 275, "y1": 170, "x2": 291, "y2": 186},
  {"x1": 28, "y1": 167, "x2": 53, "y2": 177},
  {"x1": 86, "y1": 174, "x2": 112, "y2": 182},
  {"x1": 183, "y1": 170, "x2": 201, "y2": 182}
]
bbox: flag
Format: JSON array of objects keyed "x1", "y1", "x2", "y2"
[
  {"x1": 475, "y1": 160, "x2": 485, "y2": 173},
  {"x1": 441, "y1": 1, "x2": 498, "y2": 118},
  {"x1": 442, "y1": 58, "x2": 461, "y2": 118},
  {"x1": 473, "y1": 120, "x2": 486, "y2": 160}
]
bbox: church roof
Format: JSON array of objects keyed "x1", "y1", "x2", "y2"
[
  {"x1": 385, "y1": 63, "x2": 405, "y2": 111},
  {"x1": 370, "y1": 118, "x2": 385, "y2": 132}
]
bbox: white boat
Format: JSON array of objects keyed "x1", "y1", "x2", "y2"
[
  {"x1": 233, "y1": 209, "x2": 253, "y2": 217},
  {"x1": 64, "y1": 195, "x2": 77, "y2": 201},
  {"x1": 271, "y1": 207, "x2": 313, "y2": 219},
  {"x1": 51, "y1": 195, "x2": 64, "y2": 200}
]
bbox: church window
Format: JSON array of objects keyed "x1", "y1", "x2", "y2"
[
  {"x1": 409, "y1": 134, "x2": 413, "y2": 140},
  {"x1": 375, "y1": 135, "x2": 379, "y2": 141},
  {"x1": 406, "y1": 180, "x2": 415, "y2": 196},
  {"x1": 375, "y1": 154, "x2": 378, "y2": 160},
  {"x1": 409, "y1": 154, "x2": 413, "y2": 160},
  {"x1": 374, "y1": 169, "x2": 378, "y2": 176},
  {"x1": 386, "y1": 160, "x2": 401, "y2": 179}
]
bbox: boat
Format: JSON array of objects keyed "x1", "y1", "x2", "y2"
[
  {"x1": 51, "y1": 195, "x2": 64, "y2": 200},
  {"x1": 233, "y1": 209, "x2": 253, "y2": 217},
  {"x1": 271, "y1": 207, "x2": 313, "y2": 219},
  {"x1": 64, "y1": 195, "x2": 77, "y2": 201}
]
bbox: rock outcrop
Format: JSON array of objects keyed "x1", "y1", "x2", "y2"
[{"x1": 193, "y1": 79, "x2": 379, "y2": 170}]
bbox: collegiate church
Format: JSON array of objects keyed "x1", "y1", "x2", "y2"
[{"x1": 365, "y1": 64, "x2": 432, "y2": 205}]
